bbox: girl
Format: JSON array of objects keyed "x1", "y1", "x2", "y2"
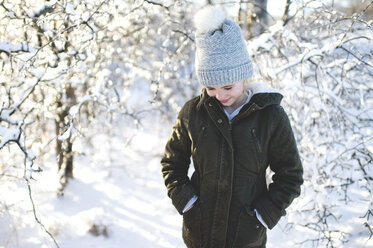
[{"x1": 161, "y1": 6, "x2": 303, "y2": 248}]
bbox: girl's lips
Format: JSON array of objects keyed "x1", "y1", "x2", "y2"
[{"x1": 219, "y1": 99, "x2": 229, "y2": 104}]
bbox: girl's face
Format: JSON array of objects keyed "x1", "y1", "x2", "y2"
[{"x1": 205, "y1": 80, "x2": 246, "y2": 108}]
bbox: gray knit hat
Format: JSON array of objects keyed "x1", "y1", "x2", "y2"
[{"x1": 194, "y1": 6, "x2": 253, "y2": 87}]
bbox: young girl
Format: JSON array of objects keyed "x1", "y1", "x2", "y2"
[{"x1": 161, "y1": 6, "x2": 303, "y2": 248}]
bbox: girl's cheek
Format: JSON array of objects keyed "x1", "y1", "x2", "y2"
[{"x1": 206, "y1": 91, "x2": 215, "y2": 97}]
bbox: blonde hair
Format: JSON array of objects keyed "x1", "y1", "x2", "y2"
[{"x1": 243, "y1": 78, "x2": 250, "y2": 90}]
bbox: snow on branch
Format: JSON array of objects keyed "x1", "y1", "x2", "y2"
[
  {"x1": 26, "y1": 0, "x2": 56, "y2": 18},
  {"x1": 0, "y1": 41, "x2": 35, "y2": 55},
  {"x1": 248, "y1": 5, "x2": 373, "y2": 247},
  {"x1": 0, "y1": 124, "x2": 20, "y2": 148}
]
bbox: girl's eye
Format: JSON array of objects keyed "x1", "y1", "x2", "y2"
[
  {"x1": 207, "y1": 88, "x2": 215, "y2": 91},
  {"x1": 224, "y1": 87, "x2": 232, "y2": 90}
]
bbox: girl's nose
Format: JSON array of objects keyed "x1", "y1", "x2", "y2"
[{"x1": 216, "y1": 90, "x2": 223, "y2": 100}]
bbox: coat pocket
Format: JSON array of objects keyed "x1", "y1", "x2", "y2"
[
  {"x1": 192, "y1": 126, "x2": 206, "y2": 155},
  {"x1": 182, "y1": 201, "x2": 202, "y2": 247},
  {"x1": 232, "y1": 207, "x2": 266, "y2": 248}
]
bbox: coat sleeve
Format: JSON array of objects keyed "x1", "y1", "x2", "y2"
[
  {"x1": 253, "y1": 105, "x2": 303, "y2": 229},
  {"x1": 161, "y1": 104, "x2": 197, "y2": 215}
]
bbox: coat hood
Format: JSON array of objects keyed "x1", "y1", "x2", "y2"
[{"x1": 247, "y1": 82, "x2": 283, "y2": 108}]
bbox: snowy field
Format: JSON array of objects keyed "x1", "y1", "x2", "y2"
[
  {"x1": 0, "y1": 116, "x2": 182, "y2": 248},
  {"x1": 1, "y1": 112, "x2": 372, "y2": 248}
]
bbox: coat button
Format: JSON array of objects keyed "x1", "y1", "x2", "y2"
[
  {"x1": 208, "y1": 103, "x2": 213, "y2": 107},
  {"x1": 256, "y1": 224, "x2": 260, "y2": 229},
  {"x1": 217, "y1": 119, "x2": 222, "y2": 123}
]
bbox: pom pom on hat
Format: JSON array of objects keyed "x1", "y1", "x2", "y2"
[{"x1": 193, "y1": 5, "x2": 226, "y2": 35}]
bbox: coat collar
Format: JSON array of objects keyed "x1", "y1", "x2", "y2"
[
  {"x1": 195, "y1": 82, "x2": 283, "y2": 149},
  {"x1": 246, "y1": 82, "x2": 283, "y2": 108},
  {"x1": 196, "y1": 82, "x2": 283, "y2": 111}
]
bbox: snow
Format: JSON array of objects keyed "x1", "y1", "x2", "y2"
[
  {"x1": 301, "y1": 49, "x2": 324, "y2": 61},
  {"x1": 7, "y1": 12, "x2": 15, "y2": 18},
  {"x1": 69, "y1": 95, "x2": 93, "y2": 117},
  {"x1": 0, "y1": 109, "x2": 18, "y2": 125},
  {"x1": 2, "y1": 111, "x2": 372, "y2": 247},
  {"x1": 0, "y1": 41, "x2": 23, "y2": 53},
  {"x1": 58, "y1": 125, "x2": 75, "y2": 142},
  {"x1": 65, "y1": 2, "x2": 77, "y2": 16},
  {"x1": 26, "y1": 1, "x2": 56, "y2": 18},
  {"x1": 368, "y1": 145, "x2": 373, "y2": 154},
  {"x1": 0, "y1": 125, "x2": 20, "y2": 148},
  {"x1": 33, "y1": 68, "x2": 45, "y2": 80},
  {"x1": 247, "y1": 33, "x2": 275, "y2": 52},
  {"x1": 0, "y1": 117, "x2": 186, "y2": 248},
  {"x1": 81, "y1": 12, "x2": 91, "y2": 22}
]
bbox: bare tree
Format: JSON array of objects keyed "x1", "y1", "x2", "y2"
[
  {"x1": 282, "y1": 0, "x2": 292, "y2": 25},
  {"x1": 248, "y1": 3, "x2": 373, "y2": 247},
  {"x1": 0, "y1": 0, "x2": 197, "y2": 245}
]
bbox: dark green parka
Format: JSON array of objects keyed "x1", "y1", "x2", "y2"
[{"x1": 161, "y1": 84, "x2": 303, "y2": 248}]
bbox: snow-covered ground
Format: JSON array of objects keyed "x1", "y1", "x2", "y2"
[
  {"x1": 1, "y1": 112, "x2": 372, "y2": 248},
  {"x1": 0, "y1": 115, "x2": 185, "y2": 248}
]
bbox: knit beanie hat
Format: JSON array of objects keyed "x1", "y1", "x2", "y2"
[{"x1": 194, "y1": 6, "x2": 253, "y2": 87}]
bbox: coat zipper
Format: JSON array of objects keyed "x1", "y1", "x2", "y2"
[
  {"x1": 251, "y1": 128, "x2": 263, "y2": 167},
  {"x1": 251, "y1": 128, "x2": 262, "y2": 154},
  {"x1": 224, "y1": 121, "x2": 234, "y2": 247}
]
